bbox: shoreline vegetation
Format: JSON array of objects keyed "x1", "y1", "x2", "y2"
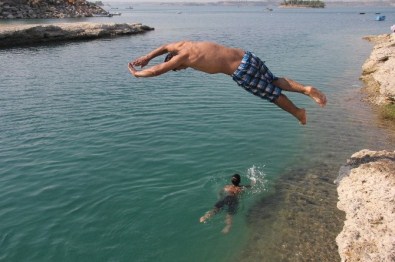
[{"x1": 280, "y1": 0, "x2": 325, "y2": 8}]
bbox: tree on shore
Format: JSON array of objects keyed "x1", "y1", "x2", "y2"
[{"x1": 281, "y1": 0, "x2": 325, "y2": 8}]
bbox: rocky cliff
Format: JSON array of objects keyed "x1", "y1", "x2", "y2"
[
  {"x1": 336, "y1": 149, "x2": 395, "y2": 262},
  {"x1": 361, "y1": 34, "x2": 395, "y2": 105},
  {"x1": 0, "y1": 0, "x2": 108, "y2": 19}
]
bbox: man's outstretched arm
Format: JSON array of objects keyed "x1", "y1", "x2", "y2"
[
  {"x1": 132, "y1": 44, "x2": 169, "y2": 68},
  {"x1": 128, "y1": 53, "x2": 187, "y2": 78},
  {"x1": 131, "y1": 41, "x2": 185, "y2": 68}
]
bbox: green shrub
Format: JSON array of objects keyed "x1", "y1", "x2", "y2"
[{"x1": 380, "y1": 104, "x2": 395, "y2": 121}]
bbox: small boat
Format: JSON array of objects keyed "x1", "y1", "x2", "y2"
[
  {"x1": 375, "y1": 15, "x2": 385, "y2": 21},
  {"x1": 93, "y1": 13, "x2": 113, "y2": 17},
  {"x1": 110, "y1": 12, "x2": 122, "y2": 16},
  {"x1": 359, "y1": 12, "x2": 365, "y2": 15}
]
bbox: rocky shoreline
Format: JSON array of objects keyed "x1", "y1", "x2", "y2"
[
  {"x1": 335, "y1": 33, "x2": 395, "y2": 262},
  {"x1": 0, "y1": 22, "x2": 154, "y2": 48},
  {"x1": 360, "y1": 33, "x2": 395, "y2": 105},
  {"x1": 336, "y1": 150, "x2": 395, "y2": 262},
  {"x1": 0, "y1": 0, "x2": 108, "y2": 19}
]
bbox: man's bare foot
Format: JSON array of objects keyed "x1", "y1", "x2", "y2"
[
  {"x1": 200, "y1": 213, "x2": 210, "y2": 223},
  {"x1": 305, "y1": 86, "x2": 327, "y2": 107},
  {"x1": 296, "y1": 108, "x2": 307, "y2": 125}
]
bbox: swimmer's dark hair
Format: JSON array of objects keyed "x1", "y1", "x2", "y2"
[
  {"x1": 164, "y1": 53, "x2": 174, "y2": 62},
  {"x1": 164, "y1": 53, "x2": 177, "y2": 71},
  {"x1": 231, "y1": 174, "x2": 241, "y2": 186}
]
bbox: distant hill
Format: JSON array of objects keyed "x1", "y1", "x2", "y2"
[
  {"x1": 157, "y1": 1, "x2": 393, "y2": 8},
  {"x1": 0, "y1": 0, "x2": 108, "y2": 19}
]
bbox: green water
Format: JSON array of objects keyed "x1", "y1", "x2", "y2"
[{"x1": 1, "y1": 5, "x2": 394, "y2": 262}]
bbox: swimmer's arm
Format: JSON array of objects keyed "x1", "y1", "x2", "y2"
[
  {"x1": 128, "y1": 54, "x2": 187, "y2": 78},
  {"x1": 242, "y1": 179, "x2": 256, "y2": 190},
  {"x1": 132, "y1": 42, "x2": 184, "y2": 68},
  {"x1": 132, "y1": 44, "x2": 169, "y2": 68}
]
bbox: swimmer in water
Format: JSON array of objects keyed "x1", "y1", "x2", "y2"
[{"x1": 199, "y1": 174, "x2": 255, "y2": 234}]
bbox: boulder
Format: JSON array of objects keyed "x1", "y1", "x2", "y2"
[
  {"x1": 336, "y1": 149, "x2": 395, "y2": 262},
  {"x1": 361, "y1": 34, "x2": 395, "y2": 105}
]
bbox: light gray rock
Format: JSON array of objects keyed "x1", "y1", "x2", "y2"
[
  {"x1": 336, "y1": 149, "x2": 395, "y2": 262},
  {"x1": 361, "y1": 34, "x2": 395, "y2": 105},
  {"x1": 0, "y1": 22, "x2": 154, "y2": 48}
]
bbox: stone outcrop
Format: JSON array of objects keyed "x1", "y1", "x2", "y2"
[
  {"x1": 361, "y1": 34, "x2": 395, "y2": 105},
  {"x1": 0, "y1": 22, "x2": 154, "y2": 48},
  {"x1": 336, "y1": 149, "x2": 395, "y2": 262},
  {"x1": 0, "y1": 0, "x2": 108, "y2": 19}
]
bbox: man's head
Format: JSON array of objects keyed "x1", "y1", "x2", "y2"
[
  {"x1": 164, "y1": 52, "x2": 187, "y2": 71},
  {"x1": 231, "y1": 174, "x2": 241, "y2": 186},
  {"x1": 164, "y1": 52, "x2": 174, "y2": 63}
]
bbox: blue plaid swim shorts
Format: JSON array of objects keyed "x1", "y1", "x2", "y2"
[{"x1": 232, "y1": 51, "x2": 282, "y2": 102}]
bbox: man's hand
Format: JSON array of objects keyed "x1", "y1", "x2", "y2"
[
  {"x1": 132, "y1": 55, "x2": 150, "y2": 68},
  {"x1": 128, "y1": 62, "x2": 138, "y2": 77}
]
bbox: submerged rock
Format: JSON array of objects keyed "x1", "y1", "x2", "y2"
[
  {"x1": 0, "y1": 22, "x2": 154, "y2": 48},
  {"x1": 336, "y1": 149, "x2": 395, "y2": 262}
]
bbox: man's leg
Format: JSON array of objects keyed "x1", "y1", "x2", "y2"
[
  {"x1": 200, "y1": 208, "x2": 219, "y2": 223},
  {"x1": 273, "y1": 78, "x2": 327, "y2": 107},
  {"x1": 274, "y1": 94, "x2": 307, "y2": 125},
  {"x1": 222, "y1": 214, "x2": 232, "y2": 234}
]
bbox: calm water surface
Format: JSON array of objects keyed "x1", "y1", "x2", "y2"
[{"x1": 1, "y1": 5, "x2": 394, "y2": 262}]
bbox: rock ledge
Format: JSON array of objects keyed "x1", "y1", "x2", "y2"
[
  {"x1": 336, "y1": 149, "x2": 395, "y2": 262},
  {"x1": 0, "y1": 22, "x2": 154, "y2": 48},
  {"x1": 361, "y1": 34, "x2": 395, "y2": 105}
]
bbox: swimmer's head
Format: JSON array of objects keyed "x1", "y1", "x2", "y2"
[
  {"x1": 164, "y1": 53, "x2": 174, "y2": 62},
  {"x1": 231, "y1": 174, "x2": 241, "y2": 186},
  {"x1": 164, "y1": 52, "x2": 180, "y2": 71}
]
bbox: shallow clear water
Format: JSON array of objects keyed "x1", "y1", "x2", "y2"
[{"x1": 1, "y1": 4, "x2": 394, "y2": 262}]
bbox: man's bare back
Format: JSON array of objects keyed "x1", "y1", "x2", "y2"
[
  {"x1": 223, "y1": 184, "x2": 243, "y2": 196},
  {"x1": 130, "y1": 41, "x2": 244, "y2": 77},
  {"x1": 170, "y1": 41, "x2": 245, "y2": 75}
]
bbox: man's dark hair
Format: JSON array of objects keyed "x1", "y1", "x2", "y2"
[
  {"x1": 164, "y1": 53, "x2": 174, "y2": 62},
  {"x1": 231, "y1": 174, "x2": 241, "y2": 186}
]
